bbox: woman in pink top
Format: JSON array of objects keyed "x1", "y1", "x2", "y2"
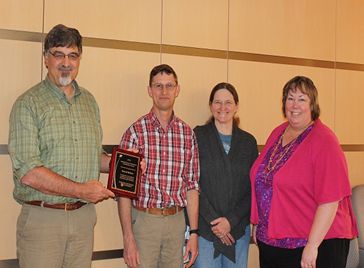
[{"x1": 250, "y1": 76, "x2": 358, "y2": 268}]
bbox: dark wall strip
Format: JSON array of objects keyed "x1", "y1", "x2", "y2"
[
  {"x1": 0, "y1": 29, "x2": 42, "y2": 43},
  {"x1": 162, "y1": 44, "x2": 228, "y2": 59},
  {"x1": 1, "y1": 144, "x2": 364, "y2": 155},
  {"x1": 0, "y1": 145, "x2": 8, "y2": 155},
  {"x1": 0, "y1": 145, "x2": 116, "y2": 155},
  {"x1": 0, "y1": 259, "x2": 18, "y2": 268},
  {"x1": 92, "y1": 249, "x2": 123, "y2": 261},
  {"x1": 1, "y1": 28, "x2": 364, "y2": 72},
  {"x1": 228, "y1": 51, "x2": 334, "y2": 69},
  {"x1": 103, "y1": 145, "x2": 116, "y2": 154},
  {"x1": 83, "y1": 37, "x2": 160, "y2": 53},
  {"x1": 341, "y1": 145, "x2": 364, "y2": 152}
]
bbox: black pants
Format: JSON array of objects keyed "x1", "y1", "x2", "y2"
[{"x1": 257, "y1": 238, "x2": 350, "y2": 268}]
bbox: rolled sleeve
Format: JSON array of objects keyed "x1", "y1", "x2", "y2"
[
  {"x1": 185, "y1": 132, "x2": 200, "y2": 191},
  {"x1": 8, "y1": 98, "x2": 44, "y2": 180}
]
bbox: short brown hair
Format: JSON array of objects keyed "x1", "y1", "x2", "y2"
[
  {"x1": 282, "y1": 76, "x2": 320, "y2": 121},
  {"x1": 149, "y1": 64, "x2": 178, "y2": 86},
  {"x1": 44, "y1": 24, "x2": 82, "y2": 54}
]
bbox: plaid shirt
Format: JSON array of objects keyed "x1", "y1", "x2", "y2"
[
  {"x1": 120, "y1": 110, "x2": 199, "y2": 208},
  {"x1": 8, "y1": 77, "x2": 103, "y2": 204}
]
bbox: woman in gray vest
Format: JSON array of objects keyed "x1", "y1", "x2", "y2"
[{"x1": 193, "y1": 82, "x2": 258, "y2": 268}]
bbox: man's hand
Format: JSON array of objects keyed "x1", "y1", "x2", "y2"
[
  {"x1": 123, "y1": 235, "x2": 140, "y2": 268},
  {"x1": 125, "y1": 148, "x2": 147, "y2": 174},
  {"x1": 140, "y1": 158, "x2": 146, "y2": 174},
  {"x1": 78, "y1": 180, "x2": 115, "y2": 203},
  {"x1": 20, "y1": 167, "x2": 115, "y2": 202},
  {"x1": 184, "y1": 233, "x2": 198, "y2": 268}
]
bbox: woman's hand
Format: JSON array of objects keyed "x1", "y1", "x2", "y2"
[
  {"x1": 219, "y1": 232, "x2": 235, "y2": 245},
  {"x1": 301, "y1": 201, "x2": 339, "y2": 268},
  {"x1": 252, "y1": 224, "x2": 257, "y2": 244},
  {"x1": 301, "y1": 242, "x2": 318, "y2": 268},
  {"x1": 212, "y1": 218, "x2": 235, "y2": 245},
  {"x1": 210, "y1": 217, "x2": 231, "y2": 239}
]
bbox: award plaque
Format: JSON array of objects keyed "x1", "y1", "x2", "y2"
[{"x1": 108, "y1": 147, "x2": 142, "y2": 198}]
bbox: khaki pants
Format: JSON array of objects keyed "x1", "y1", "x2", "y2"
[
  {"x1": 17, "y1": 203, "x2": 96, "y2": 268},
  {"x1": 131, "y1": 207, "x2": 186, "y2": 268}
]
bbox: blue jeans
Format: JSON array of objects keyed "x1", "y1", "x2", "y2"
[{"x1": 194, "y1": 225, "x2": 251, "y2": 268}]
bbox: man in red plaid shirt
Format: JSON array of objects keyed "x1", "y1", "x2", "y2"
[{"x1": 117, "y1": 64, "x2": 200, "y2": 268}]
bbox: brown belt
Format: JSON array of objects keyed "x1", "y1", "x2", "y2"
[
  {"x1": 134, "y1": 206, "x2": 184, "y2": 216},
  {"x1": 25, "y1": 200, "x2": 87, "y2": 211}
]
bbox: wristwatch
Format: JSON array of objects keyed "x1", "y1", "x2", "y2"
[{"x1": 189, "y1": 229, "x2": 199, "y2": 236}]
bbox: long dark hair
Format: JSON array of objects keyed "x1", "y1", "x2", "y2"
[{"x1": 207, "y1": 82, "x2": 240, "y2": 126}]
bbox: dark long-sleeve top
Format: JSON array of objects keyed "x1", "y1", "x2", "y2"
[{"x1": 194, "y1": 121, "x2": 258, "y2": 262}]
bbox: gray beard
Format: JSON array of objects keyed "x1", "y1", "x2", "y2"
[{"x1": 59, "y1": 76, "x2": 72, "y2": 87}]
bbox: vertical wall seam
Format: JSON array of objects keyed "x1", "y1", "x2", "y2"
[
  {"x1": 333, "y1": 0, "x2": 338, "y2": 132},
  {"x1": 40, "y1": 0, "x2": 45, "y2": 81},
  {"x1": 159, "y1": 0, "x2": 163, "y2": 64},
  {"x1": 226, "y1": 0, "x2": 230, "y2": 82}
]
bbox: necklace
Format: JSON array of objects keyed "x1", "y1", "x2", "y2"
[
  {"x1": 264, "y1": 134, "x2": 295, "y2": 174},
  {"x1": 264, "y1": 121, "x2": 314, "y2": 175}
]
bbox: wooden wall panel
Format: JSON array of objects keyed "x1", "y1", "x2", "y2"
[
  {"x1": 92, "y1": 258, "x2": 127, "y2": 268},
  {"x1": 345, "y1": 152, "x2": 364, "y2": 187},
  {"x1": 0, "y1": 156, "x2": 19, "y2": 259},
  {"x1": 336, "y1": 0, "x2": 364, "y2": 64},
  {"x1": 0, "y1": 0, "x2": 43, "y2": 32},
  {"x1": 76, "y1": 47, "x2": 160, "y2": 144},
  {"x1": 229, "y1": 60, "x2": 335, "y2": 143},
  {"x1": 44, "y1": 0, "x2": 161, "y2": 43},
  {"x1": 161, "y1": 54, "x2": 228, "y2": 128},
  {"x1": 229, "y1": 0, "x2": 336, "y2": 61},
  {"x1": 1, "y1": 1, "x2": 364, "y2": 267},
  {"x1": 163, "y1": 0, "x2": 228, "y2": 50},
  {"x1": 94, "y1": 174, "x2": 123, "y2": 251},
  {"x1": 0, "y1": 40, "x2": 42, "y2": 143},
  {"x1": 335, "y1": 70, "x2": 364, "y2": 143}
]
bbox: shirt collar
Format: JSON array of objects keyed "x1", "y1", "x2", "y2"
[{"x1": 148, "y1": 109, "x2": 177, "y2": 131}]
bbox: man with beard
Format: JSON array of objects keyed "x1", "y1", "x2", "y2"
[{"x1": 8, "y1": 24, "x2": 114, "y2": 268}]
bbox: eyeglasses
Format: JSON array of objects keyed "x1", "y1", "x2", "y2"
[
  {"x1": 212, "y1": 100, "x2": 235, "y2": 107},
  {"x1": 151, "y1": 83, "x2": 177, "y2": 91},
  {"x1": 48, "y1": 50, "x2": 81, "y2": 61}
]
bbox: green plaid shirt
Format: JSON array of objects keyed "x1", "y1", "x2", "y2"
[{"x1": 8, "y1": 76, "x2": 103, "y2": 204}]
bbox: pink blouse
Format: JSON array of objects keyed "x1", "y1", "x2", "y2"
[{"x1": 250, "y1": 119, "x2": 358, "y2": 240}]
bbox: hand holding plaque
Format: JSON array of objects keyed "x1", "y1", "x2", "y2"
[{"x1": 108, "y1": 147, "x2": 142, "y2": 198}]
